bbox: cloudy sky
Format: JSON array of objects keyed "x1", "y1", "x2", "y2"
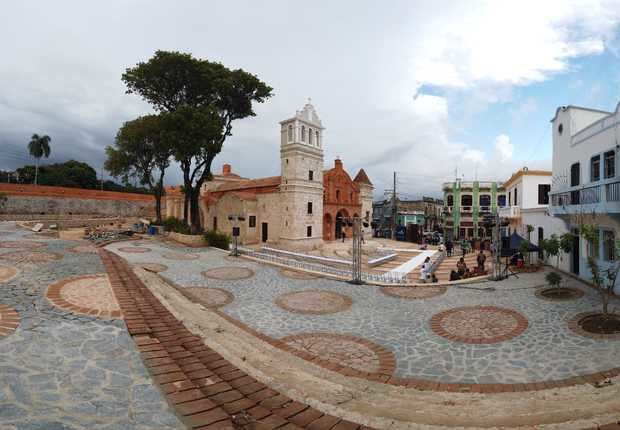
[{"x1": 2, "y1": 1, "x2": 620, "y2": 198}]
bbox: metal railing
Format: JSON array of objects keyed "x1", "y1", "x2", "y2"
[
  {"x1": 607, "y1": 181, "x2": 620, "y2": 202},
  {"x1": 580, "y1": 185, "x2": 601, "y2": 204},
  {"x1": 237, "y1": 247, "x2": 410, "y2": 284}
]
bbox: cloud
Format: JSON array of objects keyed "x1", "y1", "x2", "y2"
[
  {"x1": 494, "y1": 134, "x2": 514, "y2": 163},
  {"x1": 0, "y1": 0, "x2": 616, "y2": 197}
]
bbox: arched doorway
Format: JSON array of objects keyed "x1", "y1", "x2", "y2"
[
  {"x1": 323, "y1": 213, "x2": 333, "y2": 241},
  {"x1": 335, "y1": 209, "x2": 349, "y2": 240}
]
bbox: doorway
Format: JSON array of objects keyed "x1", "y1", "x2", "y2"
[
  {"x1": 261, "y1": 223, "x2": 268, "y2": 243},
  {"x1": 571, "y1": 228, "x2": 580, "y2": 275}
]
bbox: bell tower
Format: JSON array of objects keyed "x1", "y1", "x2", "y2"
[{"x1": 279, "y1": 99, "x2": 325, "y2": 249}]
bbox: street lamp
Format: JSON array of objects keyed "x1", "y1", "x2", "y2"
[{"x1": 227, "y1": 214, "x2": 245, "y2": 257}]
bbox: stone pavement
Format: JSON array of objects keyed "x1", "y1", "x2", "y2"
[
  {"x1": 106, "y1": 238, "x2": 620, "y2": 389},
  {"x1": 0, "y1": 222, "x2": 183, "y2": 430}
]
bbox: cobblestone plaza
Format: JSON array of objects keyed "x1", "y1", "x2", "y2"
[
  {"x1": 105, "y1": 238, "x2": 620, "y2": 387},
  {"x1": 1, "y1": 221, "x2": 620, "y2": 429}
]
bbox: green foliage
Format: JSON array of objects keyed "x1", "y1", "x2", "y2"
[
  {"x1": 161, "y1": 217, "x2": 192, "y2": 235},
  {"x1": 28, "y1": 134, "x2": 51, "y2": 159},
  {"x1": 204, "y1": 230, "x2": 230, "y2": 250},
  {"x1": 545, "y1": 271, "x2": 562, "y2": 288},
  {"x1": 559, "y1": 233, "x2": 573, "y2": 255},
  {"x1": 17, "y1": 160, "x2": 98, "y2": 189},
  {"x1": 542, "y1": 235, "x2": 560, "y2": 259},
  {"x1": 122, "y1": 50, "x2": 273, "y2": 232}
]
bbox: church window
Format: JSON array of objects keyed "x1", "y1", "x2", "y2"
[
  {"x1": 316, "y1": 131, "x2": 320, "y2": 146},
  {"x1": 309, "y1": 170, "x2": 313, "y2": 181},
  {"x1": 213, "y1": 217, "x2": 217, "y2": 231},
  {"x1": 336, "y1": 190, "x2": 340, "y2": 201},
  {"x1": 307, "y1": 202, "x2": 313, "y2": 214},
  {"x1": 287, "y1": 125, "x2": 293, "y2": 142},
  {"x1": 309, "y1": 128, "x2": 313, "y2": 144},
  {"x1": 350, "y1": 192, "x2": 353, "y2": 201},
  {"x1": 301, "y1": 126, "x2": 306, "y2": 142},
  {"x1": 249, "y1": 216, "x2": 256, "y2": 228},
  {"x1": 307, "y1": 226, "x2": 312, "y2": 237}
]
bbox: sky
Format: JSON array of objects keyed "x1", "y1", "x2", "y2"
[{"x1": 2, "y1": 0, "x2": 620, "y2": 199}]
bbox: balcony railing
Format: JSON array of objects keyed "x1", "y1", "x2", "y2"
[
  {"x1": 498, "y1": 205, "x2": 520, "y2": 218},
  {"x1": 551, "y1": 182, "x2": 618, "y2": 207}
]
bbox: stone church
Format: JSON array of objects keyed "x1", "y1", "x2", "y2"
[{"x1": 165, "y1": 101, "x2": 373, "y2": 249}]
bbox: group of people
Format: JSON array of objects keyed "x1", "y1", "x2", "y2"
[
  {"x1": 444, "y1": 238, "x2": 476, "y2": 258},
  {"x1": 449, "y1": 250, "x2": 487, "y2": 281}
]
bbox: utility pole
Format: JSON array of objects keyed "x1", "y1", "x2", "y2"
[
  {"x1": 392, "y1": 171, "x2": 397, "y2": 240},
  {"x1": 100, "y1": 165, "x2": 104, "y2": 192}
]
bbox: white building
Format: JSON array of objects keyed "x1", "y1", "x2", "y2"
[
  {"x1": 499, "y1": 168, "x2": 567, "y2": 254},
  {"x1": 550, "y1": 104, "x2": 620, "y2": 293}
]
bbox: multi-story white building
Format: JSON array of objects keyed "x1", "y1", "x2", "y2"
[
  {"x1": 549, "y1": 104, "x2": 620, "y2": 292},
  {"x1": 499, "y1": 168, "x2": 567, "y2": 250}
]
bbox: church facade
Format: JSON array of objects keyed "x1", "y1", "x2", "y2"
[{"x1": 165, "y1": 101, "x2": 373, "y2": 250}]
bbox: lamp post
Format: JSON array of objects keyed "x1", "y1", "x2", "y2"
[{"x1": 227, "y1": 214, "x2": 245, "y2": 257}]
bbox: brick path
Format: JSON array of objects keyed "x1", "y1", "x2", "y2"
[{"x1": 99, "y1": 249, "x2": 370, "y2": 430}]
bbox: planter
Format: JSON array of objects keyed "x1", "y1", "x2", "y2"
[{"x1": 168, "y1": 231, "x2": 207, "y2": 247}]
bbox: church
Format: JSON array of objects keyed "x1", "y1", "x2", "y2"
[{"x1": 165, "y1": 101, "x2": 373, "y2": 250}]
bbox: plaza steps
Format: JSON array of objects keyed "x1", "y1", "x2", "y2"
[{"x1": 409, "y1": 252, "x2": 491, "y2": 283}]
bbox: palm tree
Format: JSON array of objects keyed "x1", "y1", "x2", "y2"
[{"x1": 28, "y1": 134, "x2": 51, "y2": 185}]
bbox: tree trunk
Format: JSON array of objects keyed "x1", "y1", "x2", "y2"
[
  {"x1": 154, "y1": 174, "x2": 165, "y2": 224},
  {"x1": 189, "y1": 188, "x2": 202, "y2": 234},
  {"x1": 34, "y1": 158, "x2": 39, "y2": 186}
]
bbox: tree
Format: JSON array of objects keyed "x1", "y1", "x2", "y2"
[
  {"x1": 105, "y1": 115, "x2": 172, "y2": 223},
  {"x1": 581, "y1": 224, "x2": 618, "y2": 318},
  {"x1": 122, "y1": 50, "x2": 273, "y2": 232},
  {"x1": 28, "y1": 134, "x2": 51, "y2": 185}
]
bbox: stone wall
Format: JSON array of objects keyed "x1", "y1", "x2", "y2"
[{"x1": 0, "y1": 184, "x2": 155, "y2": 219}]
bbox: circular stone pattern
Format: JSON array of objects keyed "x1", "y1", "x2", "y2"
[
  {"x1": 0, "y1": 241, "x2": 45, "y2": 249},
  {"x1": 279, "y1": 268, "x2": 319, "y2": 280},
  {"x1": 0, "y1": 266, "x2": 18, "y2": 283},
  {"x1": 202, "y1": 267, "x2": 254, "y2": 281},
  {"x1": 536, "y1": 287, "x2": 584, "y2": 301},
  {"x1": 280, "y1": 333, "x2": 396, "y2": 375},
  {"x1": 137, "y1": 263, "x2": 168, "y2": 273},
  {"x1": 568, "y1": 312, "x2": 620, "y2": 340},
  {"x1": 381, "y1": 285, "x2": 446, "y2": 300},
  {"x1": 0, "y1": 304, "x2": 20, "y2": 338},
  {"x1": 275, "y1": 290, "x2": 352, "y2": 315},
  {"x1": 184, "y1": 287, "x2": 234, "y2": 308},
  {"x1": 46, "y1": 274, "x2": 122, "y2": 319},
  {"x1": 0, "y1": 250, "x2": 63, "y2": 263},
  {"x1": 118, "y1": 246, "x2": 151, "y2": 253},
  {"x1": 162, "y1": 252, "x2": 199, "y2": 260},
  {"x1": 430, "y1": 306, "x2": 528, "y2": 344},
  {"x1": 69, "y1": 244, "x2": 99, "y2": 254}
]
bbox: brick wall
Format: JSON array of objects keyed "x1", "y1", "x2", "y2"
[{"x1": 0, "y1": 184, "x2": 155, "y2": 218}]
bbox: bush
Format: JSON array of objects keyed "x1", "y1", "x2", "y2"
[
  {"x1": 545, "y1": 271, "x2": 562, "y2": 288},
  {"x1": 160, "y1": 217, "x2": 192, "y2": 235},
  {"x1": 204, "y1": 230, "x2": 230, "y2": 250}
]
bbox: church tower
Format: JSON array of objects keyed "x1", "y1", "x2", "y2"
[{"x1": 278, "y1": 100, "x2": 325, "y2": 249}]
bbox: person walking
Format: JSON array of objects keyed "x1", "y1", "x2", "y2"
[
  {"x1": 476, "y1": 250, "x2": 486, "y2": 272},
  {"x1": 342, "y1": 230, "x2": 346, "y2": 243},
  {"x1": 446, "y1": 240, "x2": 453, "y2": 257}
]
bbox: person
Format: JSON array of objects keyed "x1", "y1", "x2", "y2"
[
  {"x1": 431, "y1": 273, "x2": 438, "y2": 283},
  {"x1": 360, "y1": 229, "x2": 365, "y2": 244},
  {"x1": 461, "y1": 239, "x2": 467, "y2": 256},
  {"x1": 449, "y1": 270, "x2": 460, "y2": 281},
  {"x1": 457, "y1": 257, "x2": 467, "y2": 276},
  {"x1": 342, "y1": 230, "x2": 346, "y2": 243},
  {"x1": 464, "y1": 268, "x2": 472, "y2": 278},
  {"x1": 419, "y1": 256, "x2": 431, "y2": 283},
  {"x1": 476, "y1": 250, "x2": 486, "y2": 271},
  {"x1": 446, "y1": 240, "x2": 453, "y2": 257}
]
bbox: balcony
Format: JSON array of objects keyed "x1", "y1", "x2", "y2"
[
  {"x1": 550, "y1": 181, "x2": 620, "y2": 216},
  {"x1": 498, "y1": 205, "x2": 520, "y2": 219}
]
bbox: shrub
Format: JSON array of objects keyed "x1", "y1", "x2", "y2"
[
  {"x1": 204, "y1": 230, "x2": 230, "y2": 250},
  {"x1": 161, "y1": 217, "x2": 192, "y2": 235},
  {"x1": 545, "y1": 271, "x2": 562, "y2": 288}
]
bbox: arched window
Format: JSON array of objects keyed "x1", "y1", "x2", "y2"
[
  {"x1": 301, "y1": 126, "x2": 306, "y2": 142},
  {"x1": 336, "y1": 190, "x2": 340, "y2": 201},
  {"x1": 309, "y1": 128, "x2": 313, "y2": 145},
  {"x1": 287, "y1": 125, "x2": 293, "y2": 142},
  {"x1": 316, "y1": 131, "x2": 320, "y2": 146},
  {"x1": 447, "y1": 195, "x2": 453, "y2": 206}
]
